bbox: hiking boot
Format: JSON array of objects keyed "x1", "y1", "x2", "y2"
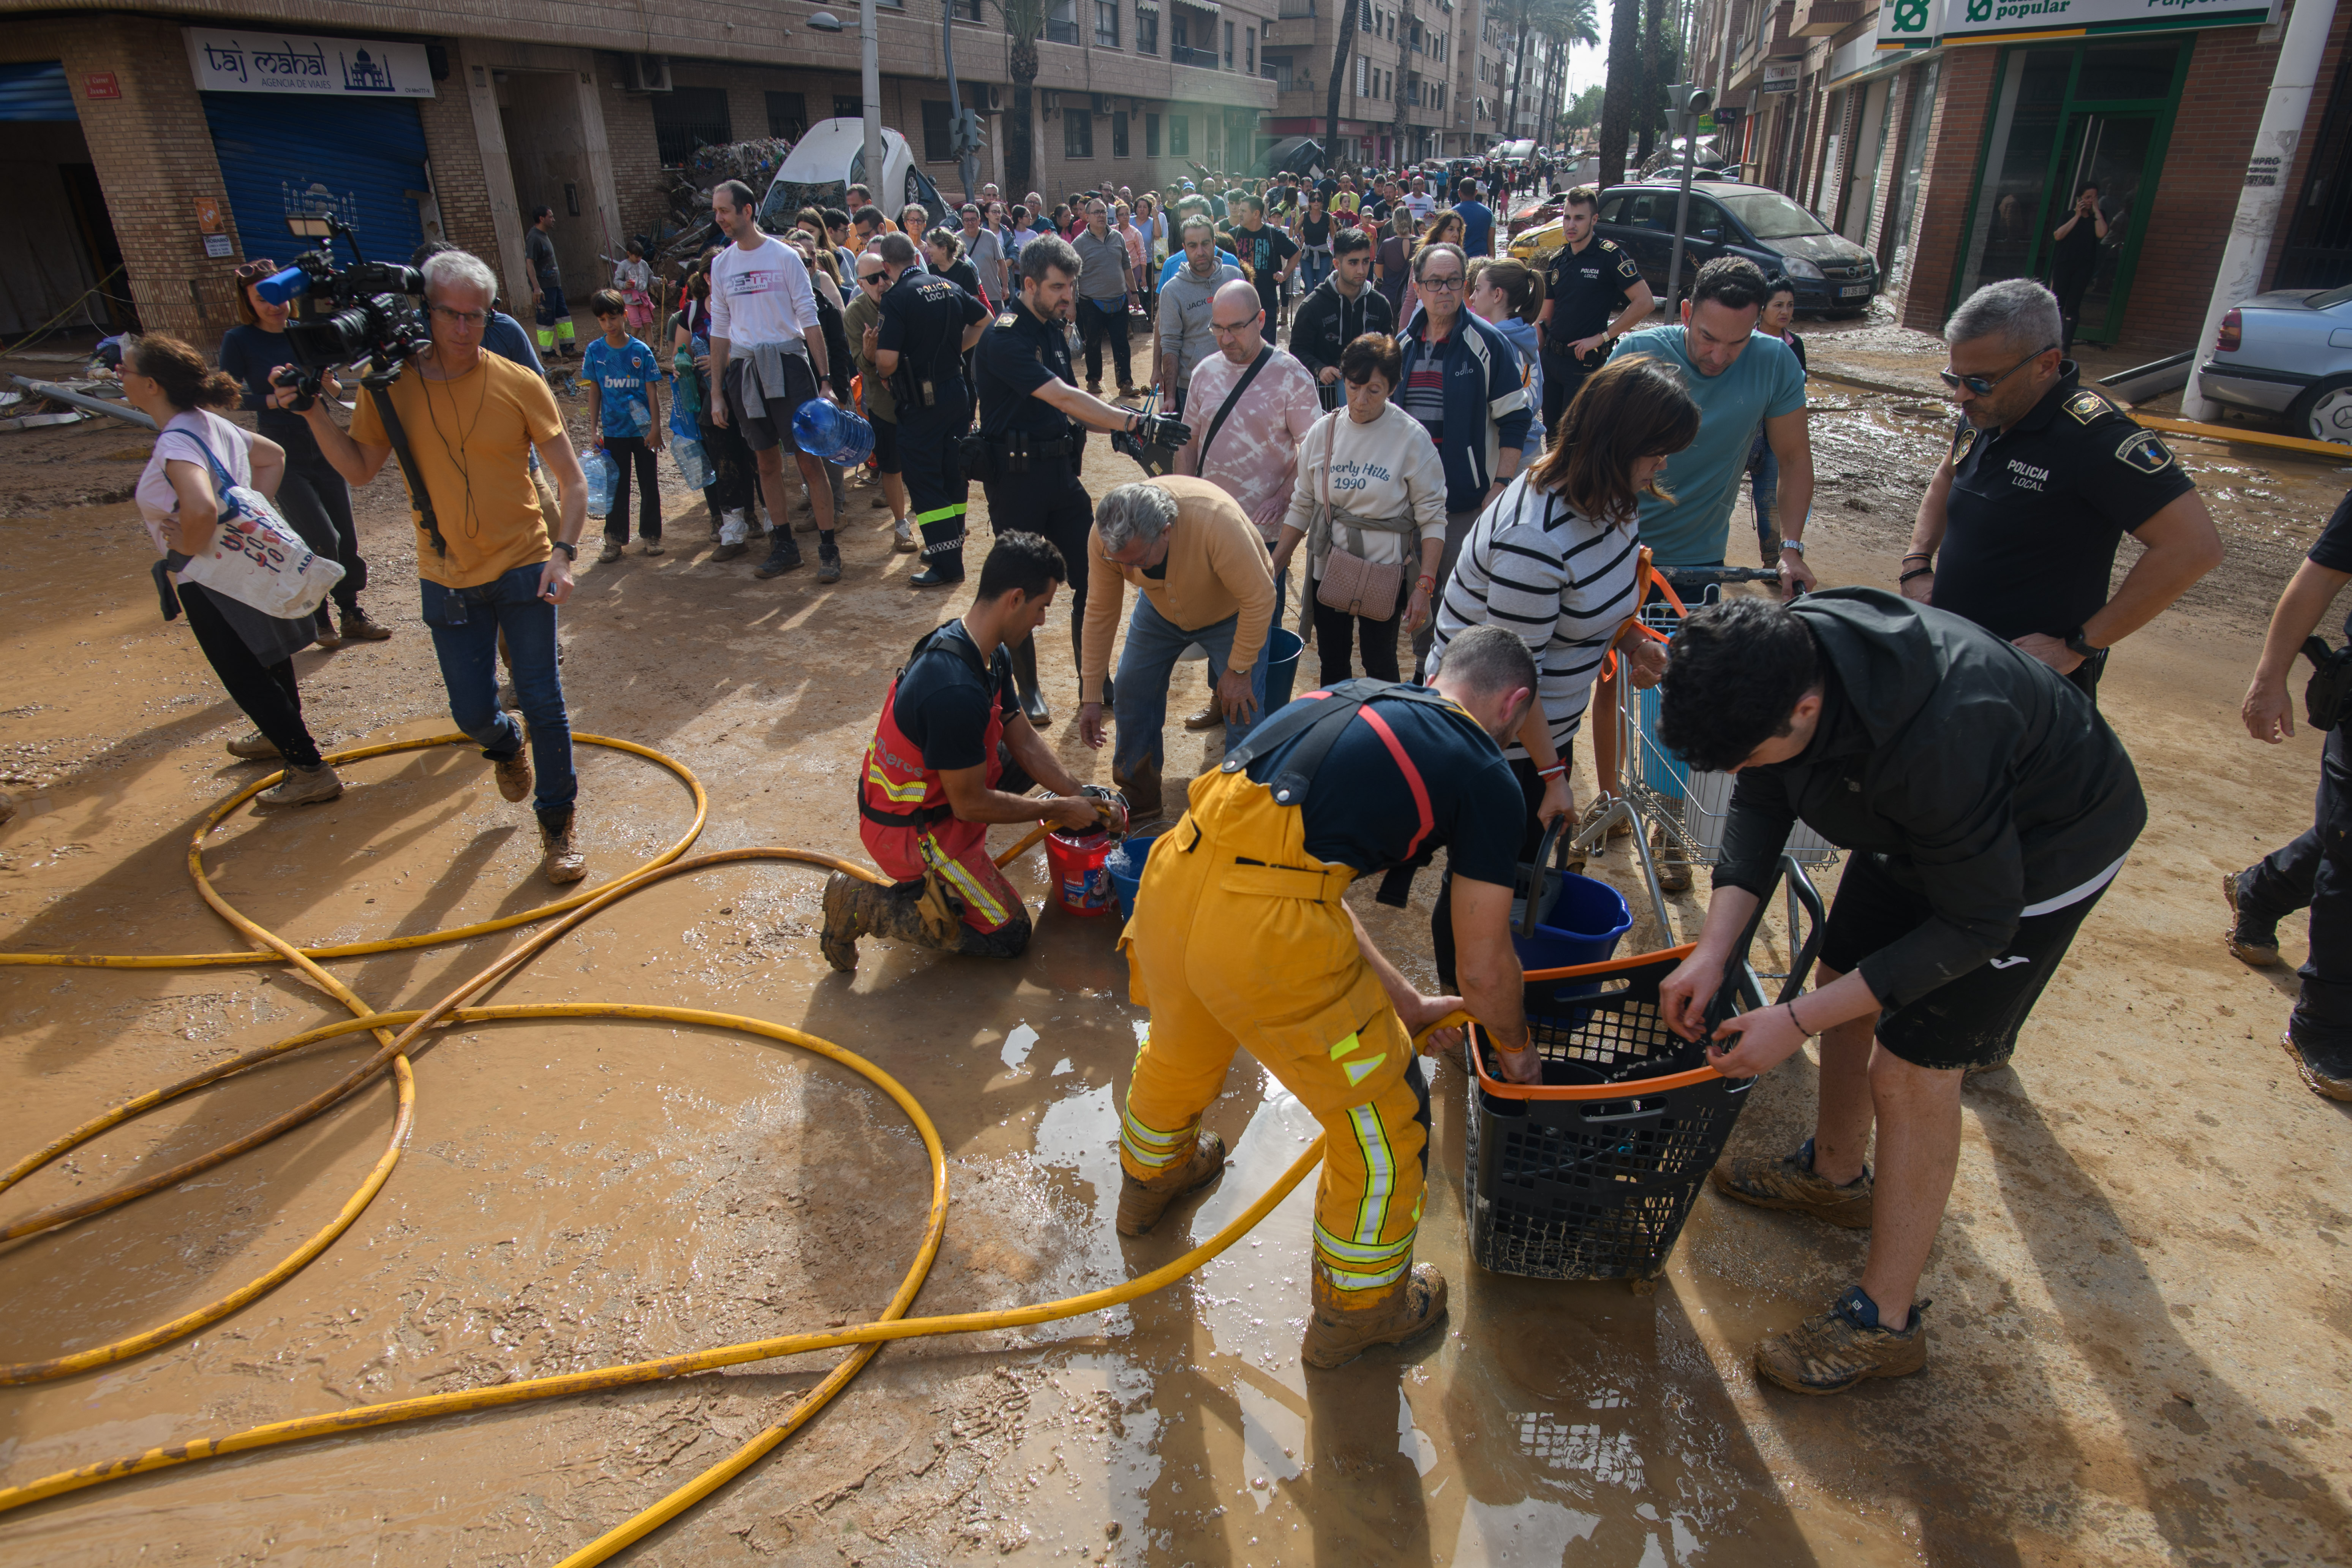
[
  {"x1": 711, "y1": 541, "x2": 749, "y2": 561},
  {"x1": 1184, "y1": 705, "x2": 1220, "y2": 732},
  {"x1": 817, "y1": 547, "x2": 843, "y2": 585},
  {"x1": 492, "y1": 724, "x2": 533, "y2": 804},
  {"x1": 2281, "y1": 1031, "x2": 2352, "y2": 1102},
  {"x1": 225, "y1": 730, "x2": 283, "y2": 760},
  {"x1": 537, "y1": 810, "x2": 587, "y2": 884},
  {"x1": 893, "y1": 517, "x2": 917, "y2": 552},
  {"x1": 1114, "y1": 1129, "x2": 1227, "y2": 1236},
  {"x1": 819, "y1": 871, "x2": 884, "y2": 972},
  {"x1": 1755, "y1": 1285, "x2": 1928, "y2": 1395},
  {"x1": 2223, "y1": 870, "x2": 2281, "y2": 966},
  {"x1": 339, "y1": 608, "x2": 393, "y2": 642},
  {"x1": 1710, "y1": 1137, "x2": 1873, "y2": 1228},
  {"x1": 1302, "y1": 1264, "x2": 1448, "y2": 1370},
  {"x1": 754, "y1": 532, "x2": 804, "y2": 578},
  {"x1": 1653, "y1": 835, "x2": 1692, "y2": 894},
  {"x1": 1112, "y1": 756, "x2": 1163, "y2": 822},
  {"x1": 640, "y1": 540, "x2": 665, "y2": 556},
  {"x1": 598, "y1": 539, "x2": 624, "y2": 563},
  {"x1": 254, "y1": 762, "x2": 344, "y2": 808},
  {"x1": 312, "y1": 609, "x2": 344, "y2": 650}
]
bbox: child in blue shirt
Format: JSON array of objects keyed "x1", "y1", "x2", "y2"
[{"x1": 582, "y1": 289, "x2": 668, "y2": 560}]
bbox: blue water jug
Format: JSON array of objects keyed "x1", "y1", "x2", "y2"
[
  {"x1": 792, "y1": 398, "x2": 875, "y2": 467},
  {"x1": 583, "y1": 448, "x2": 618, "y2": 519}
]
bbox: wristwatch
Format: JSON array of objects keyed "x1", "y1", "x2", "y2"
[
  {"x1": 2065, "y1": 626, "x2": 2102, "y2": 660},
  {"x1": 1779, "y1": 539, "x2": 1805, "y2": 555},
  {"x1": 550, "y1": 539, "x2": 578, "y2": 561}
]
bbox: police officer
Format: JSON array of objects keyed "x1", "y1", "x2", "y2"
[
  {"x1": 974, "y1": 233, "x2": 1190, "y2": 724},
  {"x1": 1903, "y1": 279, "x2": 2221, "y2": 709},
  {"x1": 1535, "y1": 186, "x2": 1654, "y2": 439},
  {"x1": 872, "y1": 232, "x2": 991, "y2": 587}
]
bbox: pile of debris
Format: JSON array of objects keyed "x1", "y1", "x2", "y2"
[
  {"x1": 638, "y1": 137, "x2": 800, "y2": 275},
  {"x1": 0, "y1": 365, "x2": 151, "y2": 434}
]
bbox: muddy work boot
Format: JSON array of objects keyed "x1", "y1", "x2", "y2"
[
  {"x1": 2222, "y1": 869, "x2": 2281, "y2": 967},
  {"x1": 1302, "y1": 1263, "x2": 1448, "y2": 1370},
  {"x1": 254, "y1": 762, "x2": 345, "y2": 808},
  {"x1": 225, "y1": 730, "x2": 283, "y2": 760},
  {"x1": 1755, "y1": 1285, "x2": 1928, "y2": 1395},
  {"x1": 339, "y1": 607, "x2": 394, "y2": 642},
  {"x1": 1112, "y1": 756, "x2": 1163, "y2": 822},
  {"x1": 1710, "y1": 1137, "x2": 1873, "y2": 1228},
  {"x1": 2281, "y1": 1031, "x2": 2352, "y2": 1102},
  {"x1": 536, "y1": 809, "x2": 587, "y2": 884},
  {"x1": 819, "y1": 871, "x2": 891, "y2": 972},
  {"x1": 491, "y1": 725, "x2": 533, "y2": 803},
  {"x1": 1114, "y1": 1129, "x2": 1228, "y2": 1236}
]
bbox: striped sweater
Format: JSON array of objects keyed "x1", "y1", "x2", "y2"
[{"x1": 1429, "y1": 474, "x2": 1642, "y2": 756}]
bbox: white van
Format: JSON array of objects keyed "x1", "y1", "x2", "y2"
[{"x1": 760, "y1": 119, "x2": 952, "y2": 227}]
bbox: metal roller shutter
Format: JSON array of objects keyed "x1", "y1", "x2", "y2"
[{"x1": 201, "y1": 92, "x2": 429, "y2": 264}]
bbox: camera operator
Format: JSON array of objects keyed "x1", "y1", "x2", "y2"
[{"x1": 288, "y1": 247, "x2": 594, "y2": 886}]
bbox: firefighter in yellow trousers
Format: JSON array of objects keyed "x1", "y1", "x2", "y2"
[{"x1": 1113, "y1": 625, "x2": 1546, "y2": 1368}]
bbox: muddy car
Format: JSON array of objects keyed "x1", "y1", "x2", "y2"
[
  {"x1": 1510, "y1": 181, "x2": 1878, "y2": 313},
  {"x1": 2194, "y1": 283, "x2": 2352, "y2": 444}
]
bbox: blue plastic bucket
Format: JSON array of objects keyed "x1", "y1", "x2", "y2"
[
  {"x1": 1106, "y1": 822, "x2": 1173, "y2": 922},
  {"x1": 1513, "y1": 871, "x2": 1633, "y2": 1017},
  {"x1": 1263, "y1": 627, "x2": 1304, "y2": 711}
]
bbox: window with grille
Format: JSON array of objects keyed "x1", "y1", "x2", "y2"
[
  {"x1": 767, "y1": 91, "x2": 808, "y2": 140},
  {"x1": 1048, "y1": 0, "x2": 1080, "y2": 44},
  {"x1": 1113, "y1": 110, "x2": 1130, "y2": 156},
  {"x1": 654, "y1": 93, "x2": 733, "y2": 166},
  {"x1": 1065, "y1": 109, "x2": 1094, "y2": 156},
  {"x1": 1097, "y1": 0, "x2": 1121, "y2": 44},
  {"x1": 1137, "y1": 4, "x2": 1158, "y2": 51}
]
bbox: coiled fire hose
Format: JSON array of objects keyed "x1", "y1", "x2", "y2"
[{"x1": 0, "y1": 733, "x2": 1378, "y2": 1564}]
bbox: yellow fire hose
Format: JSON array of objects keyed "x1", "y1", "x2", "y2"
[{"x1": 0, "y1": 733, "x2": 1355, "y2": 1563}]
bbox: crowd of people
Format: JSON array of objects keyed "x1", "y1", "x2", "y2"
[{"x1": 123, "y1": 146, "x2": 2352, "y2": 1403}]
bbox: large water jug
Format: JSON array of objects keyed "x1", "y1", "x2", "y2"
[
  {"x1": 583, "y1": 448, "x2": 618, "y2": 519},
  {"x1": 791, "y1": 398, "x2": 875, "y2": 467}
]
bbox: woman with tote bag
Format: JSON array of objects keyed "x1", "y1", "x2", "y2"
[
  {"x1": 1269, "y1": 332, "x2": 1448, "y2": 686},
  {"x1": 122, "y1": 335, "x2": 344, "y2": 806}
]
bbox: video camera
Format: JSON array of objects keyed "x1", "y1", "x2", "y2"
[{"x1": 253, "y1": 215, "x2": 430, "y2": 408}]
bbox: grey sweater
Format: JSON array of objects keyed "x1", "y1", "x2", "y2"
[{"x1": 1157, "y1": 261, "x2": 1244, "y2": 391}]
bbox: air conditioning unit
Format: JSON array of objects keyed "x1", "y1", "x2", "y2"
[
  {"x1": 1091, "y1": 92, "x2": 1112, "y2": 114},
  {"x1": 982, "y1": 82, "x2": 1004, "y2": 111},
  {"x1": 623, "y1": 54, "x2": 672, "y2": 93},
  {"x1": 1042, "y1": 90, "x2": 1061, "y2": 111}
]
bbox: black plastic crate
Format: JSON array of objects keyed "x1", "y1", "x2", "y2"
[{"x1": 1464, "y1": 950, "x2": 1755, "y2": 1281}]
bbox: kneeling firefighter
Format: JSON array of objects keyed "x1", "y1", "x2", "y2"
[
  {"x1": 1114, "y1": 624, "x2": 1546, "y2": 1368},
  {"x1": 823, "y1": 533, "x2": 1123, "y2": 968}
]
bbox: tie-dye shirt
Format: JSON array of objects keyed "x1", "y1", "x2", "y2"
[{"x1": 1177, "y1": 345, "x2": 1326, "y2": 542}]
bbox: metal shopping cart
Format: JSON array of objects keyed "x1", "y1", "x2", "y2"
[{"x1": 1570, "y1": 563, "x2": 1838, "y2": 1013}]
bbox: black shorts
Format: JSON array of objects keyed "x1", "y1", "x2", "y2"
[
  {"x1": 1816, "y1": 850, "x2": 2115, "y2": 1070},
  {"x1": 869, "y1": 413, "x2": 901, "y2": 475},
  {"x1": 722, "y1": 353, "x2": 817, "y2": 454}
]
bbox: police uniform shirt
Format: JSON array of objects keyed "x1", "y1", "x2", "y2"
[
  {"x1": 977, "y1": 301, "x2": 1079, "y2": 442},
  {"x1": 1932, "y1": 365, "x2": 2197, "y2": 643},
  {"x1": 1542, "y1": 237, "x2": 1642, "y2": 348},
  {"x1": 1247, "y1": 695, "x2": 1523, "y2": 883},
  {"x1": 2307, "y1": 488, "x2": 2352, "y2": 639},
  {"x1": 878, "y1": 272, "x2": 989, "y2": 403}
]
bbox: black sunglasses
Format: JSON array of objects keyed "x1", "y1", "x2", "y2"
[{"x1": 1940, "y1": 343, "x2": 2056, "y2": 396}]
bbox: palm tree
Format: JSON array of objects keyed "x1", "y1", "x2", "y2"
[
  {"x1": 998, "y1": 0, "x2": 1044, "y2": 192},
  {"x1": 1596, "y1": 0, "x2": 1640, "y2": 185},
  {"x1": 1325, "y1": 0, "x2": 1363, "y2": 165}
]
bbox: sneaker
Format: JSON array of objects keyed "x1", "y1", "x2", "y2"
[
  {"x1": 892, "y1": 518, "x2": 917, "y2": 552},
  {"x1": 1755, "y1": 1285, "x2": 1928, "y2": 1395},
  {"x1": 312, "y1": 609, "x2": 344, "y2": 651},
  {"x1": 225, "y1": 730, "x2": 283, "y2": 760},
  {"x1": 754, "y1": 534, "x2": 804, "y2": 579},
  {"x1": 640, "y1": 540, "x2": 665, "y2": 556},
  {"x1": 254, "y1": 762, "x2": 344, "y2": 808},
  {"x1": 339, "y1": 609, "x2": 393, "y2": 643},
  {"x1": 598, "y1": 539, "x2": 624, "y2": 563},
  {"x1": 711, "y1": 541, "x2": 749, "y2": 561},
  {"x1": 817, "y1": 548, "x2": 843, "y2": 585},
  {"x1": 2281, "y1": 1031, "x2": 2352, "y2": 1101},
  {"x1": 2223, "y1": 870, "x2": 2281, "y2": 966},
  {"x1": 1710, "y1": 1137, "x2": 1873, "y2": 1228}
]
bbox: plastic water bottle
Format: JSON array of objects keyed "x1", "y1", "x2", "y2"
[
  {"x1": 584, "y1": 448, "x2": 618, "y2": 519},
  {"x1": 671, "y1": 433, "x2": 714, "y2": 491},
  {"x1": 790, "y1": 399, "x2": 875, "y2": 468}
]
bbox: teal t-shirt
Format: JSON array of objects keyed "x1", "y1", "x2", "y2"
[{"x1": 1609, "y1": 325, "x2": 1806, "y2": 568}]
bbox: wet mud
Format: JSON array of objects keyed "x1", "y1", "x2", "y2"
[{"x1": 2, "y1": 332, "x2": 2348, "y2": 1566}]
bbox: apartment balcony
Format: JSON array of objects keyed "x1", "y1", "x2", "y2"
[
  {"x1": 1172, "y1": 42, "x2": 1222, "y2": 68},
  {"x1": 1789, "y1": 0, "x2": 1868, "y2": 36}
]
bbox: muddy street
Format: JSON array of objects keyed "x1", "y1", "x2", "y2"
[{"x1": 1, "y1": 339, "x2": 2348, "y2": 1567}]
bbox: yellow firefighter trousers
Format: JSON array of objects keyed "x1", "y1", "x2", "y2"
[{"x1": 1118, "y1": 767, "x2": 1429, "y2": 1309}]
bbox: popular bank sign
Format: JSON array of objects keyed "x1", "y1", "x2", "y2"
[{"x1": 1877, "y1": 0, "x2": 2279, "y2": 47}]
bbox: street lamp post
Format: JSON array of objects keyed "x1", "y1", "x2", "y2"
[{"x1": 809, "y1": 5, "x2": 886, "y2": 208}]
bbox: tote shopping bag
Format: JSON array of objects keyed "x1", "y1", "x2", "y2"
[{"x1": 172, "y1": 433, "x2": 343, "y2": 620}]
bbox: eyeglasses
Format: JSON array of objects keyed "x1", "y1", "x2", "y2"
[
  {"x1": 430, "y1": 305, "x2": 490, "y2": 326},
  {"x1": 858, "y1": 272, "x2": 888, "y2": 286},
  {"x1": 1939, "y1": 343, "x2": 2055, "y2": 396},
  {"x1": 1419, "y1": 275, "x2": 1464, "y2": 292}
]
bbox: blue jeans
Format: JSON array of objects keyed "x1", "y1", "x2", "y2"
[
  {"x1": 1113, "y1": 592, "x2": 1272, "y2": 776},
  {"x1": 420, "y1": 562, "x2": 577, "y2": 820},
  {"x1": 1301, "y1": 250, "x2": 1333, "y2": 290}
]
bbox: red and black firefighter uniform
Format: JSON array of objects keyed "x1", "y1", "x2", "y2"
[
  {"x1": 825, "y1": 620, "x2": 1040, "y2": 966},
  {"x1": 1112, "y1": 677, "x2": 1525, "y2": 1367}
]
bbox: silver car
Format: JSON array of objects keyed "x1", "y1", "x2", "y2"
[{"x1": 2195, "y1": 283, "x2": 2352, "y2": 443}]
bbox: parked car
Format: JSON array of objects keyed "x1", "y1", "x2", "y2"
[
  {"x1": 761, "y1": 119, "x2": 948, "y2": 233},
  {"x1": 1508, "y1": 182, "x2": 1879, "y2": 314},
  {"x1": 2194, "y1": 283, "x2": 2352, "y2": 443},
  {"x1": 1506, "y1": 191, "x2": 1566, "y2": 239},
  {"x1": 1641, "y1": 166, "x2": 1742, "y2": 185}
]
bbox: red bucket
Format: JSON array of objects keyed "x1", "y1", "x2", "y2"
[{"x1": 1044, "y1": 828, "x2": 1117, "y2": 916}]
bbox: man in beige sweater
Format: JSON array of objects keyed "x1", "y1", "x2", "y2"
[{"x1": 1077, "y1": 478, "x2": 1277, "y2": 817}]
